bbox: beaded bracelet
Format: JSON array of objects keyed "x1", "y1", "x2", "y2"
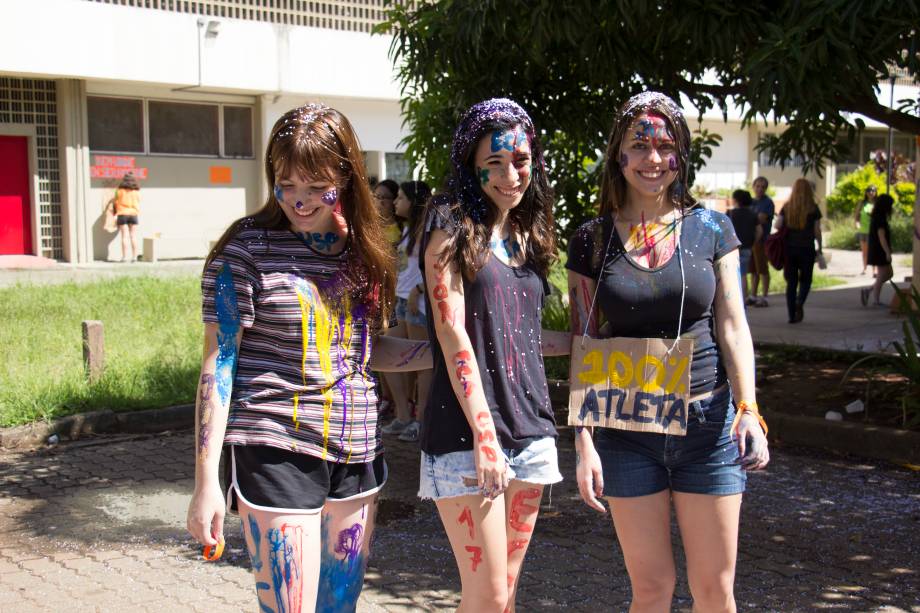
[{"x1": 730, "y1": 400, "x2": 768, "y2": 436}]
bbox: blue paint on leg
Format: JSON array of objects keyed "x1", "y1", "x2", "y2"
[
  {"x1": 268, "y1": 529, "x2": 288, "y2": 613},
  {"x1": 247, "y1": 513, "x2": 264, "y2": 572},
  {"x1": 256, "y1": 582, "x2": 275, "y2": 613},
  {"x1": 315, "y1": 516, "x2": 369, "y2": 613}
]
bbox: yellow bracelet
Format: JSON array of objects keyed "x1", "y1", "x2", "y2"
[{"x1": 731, "y1": 400, "x2": 768, "y2": 436}]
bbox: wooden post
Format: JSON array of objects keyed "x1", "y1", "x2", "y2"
[{"x1": 82, "y1": 320, "x2": 104, "y2": 383}]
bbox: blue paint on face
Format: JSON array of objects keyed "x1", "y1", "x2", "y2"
[
  {"x1": 214, "y1": 262, "x2": 241, "y2": 406},
  {"x1": 490, "y1": 127, "x2": 526, "y2": 152},
  {"x1": 247, "y1": 513, "x2": 264, "y2": 572},
  {"x1": 316, "y1": 516, "x2": 368, "y2": 613},
  {"x1": 274, "y1": 184, "x2": 284, "y2": 203}
]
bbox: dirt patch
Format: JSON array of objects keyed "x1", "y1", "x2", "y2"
[{"x1": 755, "y1": 346, "x2": 914, "y2": 430}]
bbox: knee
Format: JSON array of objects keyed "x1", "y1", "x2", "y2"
[
  {"x1": 630, "y1": 571, "x2": 675, "y2": 606},
  {"x1": 689, "y1": 572, "x2": 735, "y2": 611},
  {"x1": 463, "y1": 579, "x2": 508, "y2": 612}
]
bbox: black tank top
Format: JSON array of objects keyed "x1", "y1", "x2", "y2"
[{"x1": 419, "y1": 205, "x2": 557, "y2": 455}]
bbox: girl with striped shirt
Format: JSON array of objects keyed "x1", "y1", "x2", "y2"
[{"x1": 186, "y1": 104, "x2": 429, "y2": 613}]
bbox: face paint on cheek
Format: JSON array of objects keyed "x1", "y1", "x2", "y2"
[
  {"x1": 477, "y1": 166, "x2": 490, "y2": 185},
  {"x1": 321, "y1": 188, "x2": 338, "y2": 206},
  {"x1": 668, "y1": 156, "x2": 678, "y2": 172},
  {"x1": 619, "y1": 153, "x2": 629, "y2": 170},
  {"x1": 274, "y1": 185, "x2": 284, "y2": 203}
]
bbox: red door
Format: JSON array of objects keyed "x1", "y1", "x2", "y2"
[{"x1": 0, "y1": 135, "x2": 32, "y2": 255}]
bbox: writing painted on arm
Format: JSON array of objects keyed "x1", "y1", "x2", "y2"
[{"x1": 567, "y1": 336, "x2": 693, "y2": 435}]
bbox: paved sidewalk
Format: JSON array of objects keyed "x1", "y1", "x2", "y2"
[
  {"x1": 0, "y1": 429, "x2": 917, "y2": 612},
  {"x1": 0, "y1": 259, "x2": 204, "y2": 288},
  {"x1": 744, "y1": 248, "x2": 913, "y2": 353}
]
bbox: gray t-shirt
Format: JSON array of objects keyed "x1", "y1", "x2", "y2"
[{"x1": 566, "y1": 208, "x2": 740, "y2": 395}]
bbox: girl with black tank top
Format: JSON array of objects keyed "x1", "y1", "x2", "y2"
[
  {"x1": 418, "y1": 99, "x2": 570, "y2": 612},
  {"x1": 567, "y1": 92, "x2": 770, "y2": 612}
]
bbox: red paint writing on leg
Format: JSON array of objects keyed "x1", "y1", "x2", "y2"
[
  {"x1": 509, "y1": 488, "x2": 541, "y2": 533},
  {"x1": 481, "y1": 445, "x2": 497, "y2": 463},
  {"x1": 457, "y1": 506, "x2": 475, "y2": 540},
  {"x1": 465, "y1": 545, "x2": 482, "y2": 572},
  {"x1": 507, "y1": 538, "x2": 529, "y2": 556},
  {"x1": 479, "y1": 430, "x2": 495, "y2": 443}
]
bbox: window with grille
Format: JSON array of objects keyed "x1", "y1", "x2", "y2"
[
  {"x1": 87, "y1": 96, "x2": 144, "y2": 153},
  {"x1": 223, "y1": 105, "x2": 253, "y2": 158},
  {"x1": 149, "y1": 100, "x2": 220, "y2": 156}
]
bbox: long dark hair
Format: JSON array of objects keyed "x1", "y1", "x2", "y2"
[
  {"x1": 206, "y1": 104, "x2": 396, "y2": 326},
  {"x1": 598, "y1": 91, "x2": 697, "y2": 216},
  {"x1": 401, "y1": 180, "x2": 431, "y2": 256},
  {"x1": 872, "y1": 193, "x2": 894, "y2": 223},
  {"x1": 434, "y1": 98, "x2": 556, "y2": 280}
]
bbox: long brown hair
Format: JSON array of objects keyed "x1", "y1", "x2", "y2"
[
  {"x1": 598, "y1": 91, "x2": 697, "y2": 216},
  {"x1": 435, "y1": 98, "x2": 556, "y2": 281},
  {"x1": 784, "y1": 178, "x2": 818, "y2": 230},
  {"x1": 206, "y1": 104, "x2": 395, "y2": 325}
]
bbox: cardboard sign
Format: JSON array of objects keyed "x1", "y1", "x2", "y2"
[{"x1": 568, "y1": 335, "x2": 693, "y2": 436}]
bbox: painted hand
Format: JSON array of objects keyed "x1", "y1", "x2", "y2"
[
  {"x1": 575, "y1": 437, "x2": 606, "y2": 513},
  {"x1": 474, "y1": 436, "x2": 508, "y2": 500},
  {"x1": 735, "y1": 412, "x2": 770, "y2": 470},
  {"x1": 186, "y1": 481, "x2": 225, "y2": 547}
]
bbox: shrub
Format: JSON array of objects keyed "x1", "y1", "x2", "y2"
[
  {"x1": 890, "y1": 213, "x2": 915, "y2": 253},
  {"x1": 826, "y1": 214, "x2": 859, "y2": 250},
  {"x1": 826, "y1": 164, "x2": 887, "y2": 217}
]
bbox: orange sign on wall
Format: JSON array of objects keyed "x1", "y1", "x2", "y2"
[{"x1": 210, "y1": 166, "x2": 232, "y2": 184}]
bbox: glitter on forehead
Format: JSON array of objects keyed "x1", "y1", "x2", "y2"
[
  {"x1": 447, "y1": 98, "x2": 543, "y2": 223},
  {"x1": 620, "y1": 91, "x2": 684, "y2": 122}
]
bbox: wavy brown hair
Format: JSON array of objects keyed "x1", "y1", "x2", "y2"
[
  {"x1": 598, "y1": 91, "x2": 698, "y2": 216},
  {"x1": 435, "y1": 98, "x2": 556, "y2": 281},
  {"x1": 206, "y1": 104, "x2": 395, "y2": 326},
  {"x1": 783, "y1": 178, "x2": 819, "y2": 230}
]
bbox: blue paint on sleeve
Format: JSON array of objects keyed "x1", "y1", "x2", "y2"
[{"x1": 215, "y1": 262, "x2": 241, "y2": 407}]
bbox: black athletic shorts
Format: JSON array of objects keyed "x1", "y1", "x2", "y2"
[
  {"x1": 223, "y1": 444, "x2": 387, "y2": 513},
  {"x1": 116, "y1": 214, "x2": 139, "y2": 225}
]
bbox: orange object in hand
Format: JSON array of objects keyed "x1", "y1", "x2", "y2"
[{"x1": 202, "y1": 538, "x2": 225, "y2": 561}]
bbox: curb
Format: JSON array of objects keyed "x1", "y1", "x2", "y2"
[
  {"x1": 547, "y1": 380, "x2": 920, "y2": 465},
  {"x1": 0, "y1": 404, "x2": 194, "y2": 450}
]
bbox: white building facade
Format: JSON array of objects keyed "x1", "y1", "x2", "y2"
[{"x1": 0, "y1": 0, "x2": 410, "y2": 262}]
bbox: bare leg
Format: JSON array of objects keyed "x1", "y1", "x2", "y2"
[
  {"x1": 128, "y1": 223, "x2": 139, "y2": 261},
  {"x1": 315, "y1": 493, "x2": 380, "y2": 613},
  {"x1": 871, "y1": 264, "x2": 893, "y2": 304},
  {"x1": 673, "y1": 492, "x2": 742, "y2": 613},
  {"x1": 504, "y1": 482, "x2": 543, "y2": 612},
  {"x1": 608, "y1": 491, "x2": 675, "y2": 613},
  {"x1": 740, "y1": 272, "x2": 749, "y2": 302},
  {"x1": 749, "y1": 271, "x2": 759, "y2": 297},
  {"x1": 761, "y1": 271, "x2": 770, "y2": 299},
  {"x1": 118, "y1": 225, "x2": 130, "y2": 262},
  {"x1": 239, "y1": 497, "x2": 322, "y2": 613},
  {"x1": 406, "y1": 322, "x2": 431, "y2": 423},
  {"x1": 382, "y1": 320, "x2": 412, "y2": 423},
  {"x1": 860, "y1": 239, "x2": 868, "y2": 271},
  {"x1": 436, "y1": 494, "x2": 509, "y2": 612}
]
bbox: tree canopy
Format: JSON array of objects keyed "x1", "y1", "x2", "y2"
[{"x1": 379, "y1": 0, "x2": 920, "y2": 234}]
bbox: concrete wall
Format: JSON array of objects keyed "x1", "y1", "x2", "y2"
[
  {"x1": 89, "y1": 155, "x2": 258, "y2": 261},
  {"x1": 0, "y1": 0, "x2": 400, "y2": 100}
]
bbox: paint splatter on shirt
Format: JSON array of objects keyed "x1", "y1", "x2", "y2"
[
  {"x1": 201, "y1": 224, "x2": 380, "y2": 464},
  {"x1": 566, "y1": 208, "x2": 740, "y2": 395},
  {"x1": 419, "y1": 204, "x2": 556, "y2": 455}
]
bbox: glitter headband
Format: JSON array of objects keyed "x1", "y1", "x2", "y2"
[{"x1": 448, "y1": 98, "x2": 543, "y2": 223}]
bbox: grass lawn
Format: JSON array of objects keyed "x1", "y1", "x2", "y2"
[
  {"x1": 0, "y1": 276, "x2": 202, "y2": 427},
  {"x1": 762, "y1": 267, "x2": 845, "y2": 296}
]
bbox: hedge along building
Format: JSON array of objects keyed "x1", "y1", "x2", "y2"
[{"x1": 0, "y1": 0, "x2": 410, "y2": 263}]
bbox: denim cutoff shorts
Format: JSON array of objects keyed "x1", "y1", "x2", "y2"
[
  {"x1": 594, "y1": 386, "x2": 746, "y2": 498},
  {"x1": 738, "y1": 247, "x2": 753, "y2": 275},
  {"x1": 418, "y1": 436, "x2": 563, "y2": 500},
  {"x1": 395, "y1": 296, "x2": 427, "y2": 328}
]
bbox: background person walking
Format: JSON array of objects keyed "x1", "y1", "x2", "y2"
[
  {"x1": 854, "y1": 185, "x2": 877, "y2": 275},
  {"x1": 776, "y1": 178, "x2": 823, "y2": 324},
  {"x1": 861, "y1": 193, "x2": 894, "y2": 307}
]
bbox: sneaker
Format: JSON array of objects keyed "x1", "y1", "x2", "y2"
[
  {"x1": 398, "y1": 421, "x2": 420, "y2": 442},
  {"x1": 744, "y1": 296, "x2": 757, "y2": 307},
  {"x1": 860, "y1": 287, "x2": 870, "y2": 307},
  {"x1": 794, "y1": 304, "x2": 804, "y2": 323},
  {"x1": 381, "y1": 418, "x2": 410, "y2": 435}
]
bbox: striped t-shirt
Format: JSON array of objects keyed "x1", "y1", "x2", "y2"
[{"x1": 201, "y1": 222, "x2": 380, "y2": 464}]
